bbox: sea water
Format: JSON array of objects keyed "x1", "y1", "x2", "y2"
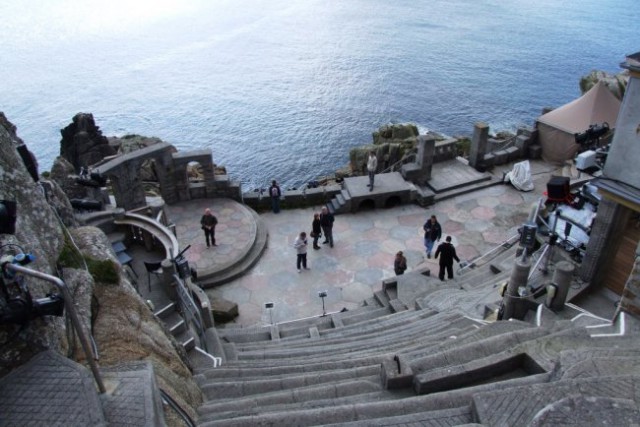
[{"x1": 0, "y1": 0, "x2": 638, "y2": 189}]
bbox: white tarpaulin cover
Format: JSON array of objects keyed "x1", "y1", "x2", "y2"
[
  {"x1": 537, "y1": 81, "x2": 621, "y2": 165},
  {"x1": 504, "y1": 160, "x2": 534, "y2": 191}
]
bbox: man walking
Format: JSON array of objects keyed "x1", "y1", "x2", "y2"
[
  {"x1": 423, "y1": 215, "x2": 442, "y2": 259},
  {"x1": 320, "y1": 206, "x2": 335, "y2": 248},
  {"x1": 366, "y1": 150, "x2": 378, "y2": 191},
  {"x1": 434, "y1": 236, "x2": 460, "y2": 281}
]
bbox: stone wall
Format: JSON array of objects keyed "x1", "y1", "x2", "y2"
[
  {"x1": 95, "y1": 144, "x2": 242, "y2": 211},
  {"x1": 620, "y1": 241, "x2": 640, "y2": 316}
]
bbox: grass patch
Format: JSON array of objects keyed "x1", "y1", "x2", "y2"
[{"x1": 57, "y1": 236, "x2": 119, "y2": 285}]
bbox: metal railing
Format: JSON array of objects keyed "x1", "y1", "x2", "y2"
[
  {"x1": 380, "y1": 152, "x2": 417, "y2": 174},
  {"x1": 173, "y1": 274, "x2": 208, "y2": 353},
  {"x1": 6, "y1": 264, "x2": 106, "y2": 393},
  {"x1": 487, "y1": 134, "x2": 517, "y2": 154},
  {"x1": 194, "y1": 346, "x2": 222, "y2": 368}
]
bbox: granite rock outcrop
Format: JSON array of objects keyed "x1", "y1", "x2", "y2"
[
  {"x1": 60, "y1": 112, "x2": 117, "y2": 172},
  {"x1": 0, "y1": 113, "x2": 202, "y2": 422}
]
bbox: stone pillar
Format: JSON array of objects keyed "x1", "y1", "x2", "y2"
[
  {"x1": 469, "y1": 122, "x2": 489, "y2": 170},
  {"x1": 602, "y1": 54, "x2": 640, "y2": 190},
  {"x1": 417, "y1": 136, "x2": 436, "y2": 184},
  {"x1": 502, "y1": 257, "x2": 532, "y2": 320},
  {"x1": 620, "y1": 242, "x2": 640, "y2": 317},
  {"x1": 546, "y1": 261, "x2": 575, "y2": 311},
  {"x1": 578, "y1": 199, "x2": 629, "y2": 285},
  {"x1": 157, "y1": 150, "x2": 179, "y2": 205},
  {"x1": 161, "y1": 259, "x2": 177, "y2": 300}
]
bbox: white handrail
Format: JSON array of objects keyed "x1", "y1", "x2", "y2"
[
  {"x1": 589, "y1": 312, "x2": 626, "y2": 338},
  {"x1": 195, "y1": 346, "x2": 222, "y2": 368}
]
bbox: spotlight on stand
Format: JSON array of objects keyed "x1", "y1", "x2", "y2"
[
  {"x1": 318, "y1": 290, "x2": 328, "y2": 317},
  {"x1": 574, "y1": 122, "x2": 610, "y2": 146},
  {"x1": 264, "y1": 302, "x2": 274, "y2": 324}
]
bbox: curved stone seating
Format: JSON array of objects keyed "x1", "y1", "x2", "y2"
[{"x1": 114, "y1": 211, "x2": 180, "y2": 259}]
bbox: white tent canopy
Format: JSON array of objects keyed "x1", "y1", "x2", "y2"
[{"x1": 537, "y1": 81, "x2": 621, "y2": 165}]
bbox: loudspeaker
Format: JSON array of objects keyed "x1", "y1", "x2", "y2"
[{"x1": 546, "y1": 176, "x2": 570, "y2": 201}]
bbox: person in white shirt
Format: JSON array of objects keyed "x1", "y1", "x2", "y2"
[
  {"x1": 293, "y1": 231, "x2": 309, "y2": 272},
  {"x1": 367, "y1": 151, "x2": 378, "y2": 191}
]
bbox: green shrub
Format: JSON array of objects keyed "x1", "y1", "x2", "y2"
[
  {"x1": 57, "y1": 236, "x2": 119, "y2": 285},
  {"x1": 86, "y1": 258, "x2": 119, "y2": 285},
  {"x1": 456, "y1": 138, "x2": 471, "y2": 158}
]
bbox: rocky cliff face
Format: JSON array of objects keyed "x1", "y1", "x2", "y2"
[
  {"x1": 0, "y1": 113, "x2": 201, "y2": 422},
  {"x1": 59, "y1": 112, "x2": 117, "y2": 172},
  {"x1": 348, "y1": 123, "x2": 420, "y2": 176},
  {"x1": 580, "y1": 69, "x2": 629, "y2": 100}
]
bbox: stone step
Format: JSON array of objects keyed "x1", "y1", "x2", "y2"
[
  {"x1": 230, "y1": 312, "x2": 470, "y2": 359},
  {"x1": 199, "y1": 367, "x2": 381, "y2": 400},
  {"x1": 196, "y1": 385, "x2": 479, "y2": 427},
  {"x1": 473, "y1": 375, "x2": 640, "y2": 426},
  {"x1": 430, "y1": 176, "x2": 503, "y2": 205},
  {"x1": 0, "y1": 350, "x2": 107, "y2": 426},
  {"x1": 225, "y1": 322, "x2": 478, "y2": 369},
  {"x1": 318, "y1": 405, "x2": 473, "y2": 427},
  {"x1": 198, "y1": 386, "x2": 404, "y2": 425},
  {"x1": 373, "y1": 290, "x2": 391, "y2": 308},
  {"x1": 196, "y1": 358, "x2": 384, "y2": 381},
  {"x1": 153, "y1": 301, "x2": 177, "y2": 319},
  {"x1": 0, "y1": 351, "x2": 166, "y2": 427},
  {"x1": 169, "y1": 317, "x2": 187, "y2": 336}
]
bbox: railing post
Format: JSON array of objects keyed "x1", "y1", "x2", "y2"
[{"x1": 6, "y1": 264, "x2": 106, "y2": 394}]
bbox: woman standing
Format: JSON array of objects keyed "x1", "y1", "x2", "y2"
[{"x1": 311, "y1": 213, "x2": 322, "y2": 249}]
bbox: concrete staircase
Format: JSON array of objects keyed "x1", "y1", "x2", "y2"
[
  {"x1": 154, "y1": 301, "x2": 197, "y2": 351},
  {"x1": 192, "y1": 241, "x2": 640, "y2": 426}
]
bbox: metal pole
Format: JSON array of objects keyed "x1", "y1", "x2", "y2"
[{"x1": 6, "y1": 264, "x2": 106, "y2": 394}]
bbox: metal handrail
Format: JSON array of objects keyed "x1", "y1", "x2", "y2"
[
  {"x1": 194, "y1": 346, "x2": 222, "y2": 368},
  {"x1": 457, "y1": 233, "x2": 520, "y2": 274},
  {"x1": 6, "y1": 264, "x2": 106, "y2": 394},
  {"x1": 160, "y1": 389, "x2": 197, "y2": 427},
  {"x1": 487, "y1": 134, "x2": 517, "y2": 154},
  {"x1": 380, "y1": 152, "x2": 417, "y2": 175},
  {"x1": 173, "y1": 274, "x2": 207, "y2": 353}
]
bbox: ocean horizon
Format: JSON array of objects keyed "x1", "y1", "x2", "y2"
[{"x1": 0, "y1": 0, "x2": 638, "y2": 189}]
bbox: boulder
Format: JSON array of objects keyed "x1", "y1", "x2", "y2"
[
  {"x1": 211, "y1": 297, "x2": 239, "y2": 323},
  {"x1": 373, "y1": 123, "x2": 419, "y2": 145},
  {"x1": 580, "y1": 70, "x2": 629, "y2": 100},
  {"x1": 60, "y1": 113, "x2": 117, "y2": 172}
]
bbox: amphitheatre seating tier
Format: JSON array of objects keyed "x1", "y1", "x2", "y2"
[
  {"x1": 226, "y1": 308, "x2": 443, "y2": 351},
  {"x1": 227, "y1": 313, "x2": 479, "y2": 361}
]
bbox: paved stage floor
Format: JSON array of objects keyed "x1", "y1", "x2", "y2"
[{"x1": 177, "y1": 160, "x2": 563, "y2": 327}]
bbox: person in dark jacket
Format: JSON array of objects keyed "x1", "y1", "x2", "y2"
[
  {"x1": 269, "y1": 180, "x2": 281, "y2": 213},
  {"x1": 434, "y1": 235, "x2": 460, "y2": 281},
  {"x1": 319, "y1": 207, "x2": 335, "y2": 247},
  {"x1": 423, "y1": 215, "x2": 442, "y2": 259},
  {"x1": 311, "y1": 212, "x2": 322, "y2": 249},
  {"x1": 200, "y1": 208, "x2": 218, "y2": 248},
  {"x1": 394, "y1": 251, "x2": 407, "y2": 275}
]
